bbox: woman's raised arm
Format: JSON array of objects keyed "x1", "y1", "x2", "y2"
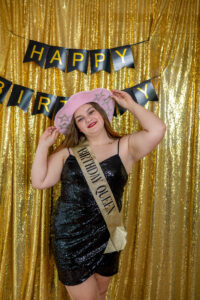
[
  {"x1": 111, "y1": 90, "x2": 166, "y2": 162},
  {"x1": 31, "y1": 126, "x2": 66, "y2": 189}
]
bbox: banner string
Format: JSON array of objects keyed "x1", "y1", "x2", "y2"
[
  {"x1": 9, "y1": 30, "x2": 29, "y2": 41},
  {"x1": 150, "y1": 74, "x2": 160, "y2": 80},
  {"x1": 9, "y1": 29, "x2": 150, "y2": 49}
]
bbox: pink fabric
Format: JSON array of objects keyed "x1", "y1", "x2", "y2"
[{"x1": 54, "y1": 88, "x2": 115, "y2": 134}]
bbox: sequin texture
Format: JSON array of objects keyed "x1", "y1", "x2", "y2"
[{"x1": 51, "y1": 152, "x2": 128, "y2": 286}]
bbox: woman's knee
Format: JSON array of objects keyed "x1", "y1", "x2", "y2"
[
  {"x1": 98, "y1": 289, "x2": 107, "y2": 298},
  {"x1": 94, "y1": 273, "x2": 112, "y2": 297},
  {"x1": 66, "y1": 292, "x2": 97, "y2": 300},
  {"x1": 65, "y1": 274, "x2": 99, "y2": 300}
]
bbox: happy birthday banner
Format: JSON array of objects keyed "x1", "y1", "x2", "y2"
[
  {"x1": 0, "y1": 76, "x2": 158, "y2": 120},
  {"x1": 23, "y1": 39, "x2": 149, "y2": 74}
]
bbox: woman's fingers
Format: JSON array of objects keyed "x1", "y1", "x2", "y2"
[
  {"x1": 38, "y1": 127, "x2": 59, "y2": 147},
  {"x1": 43, "y1": 127, "x2": 59, "y2": 141},
  {"x1": 112, "y1": 89, "x2": 126, "y2": 95},
  {"x1": 46, "y1": 126, "x2": 58, "y2": 134},
  {"x1": 111, "y1": 90, "x2": 126, "y2": 100},
  {"x1": 52, "y1": 130, "x2": 59, "y2": 137}
]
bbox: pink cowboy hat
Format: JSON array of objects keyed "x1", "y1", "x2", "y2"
[{"x1": 54, "y1": 88, "x2": 115, "y2": 134}]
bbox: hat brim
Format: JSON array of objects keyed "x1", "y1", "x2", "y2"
[{"x1": 55, "y1": 88, "x2": 115, "y2": 135}]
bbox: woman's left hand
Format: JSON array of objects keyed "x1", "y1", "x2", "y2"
[{"x1": 111, "y1": 89, "x2": 134, "y2": 109}]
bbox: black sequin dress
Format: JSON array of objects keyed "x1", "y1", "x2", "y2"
[{"x1": 51, "y1": 140, "x2": 128, "y2": 286}]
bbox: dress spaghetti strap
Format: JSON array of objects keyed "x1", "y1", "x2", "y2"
[{"x1": 117, "y1": 139, "x2": 120, "y2": 155}]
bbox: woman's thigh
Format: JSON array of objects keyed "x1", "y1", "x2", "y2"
[{"x1": 65, "y1": 274, "x2": 100, "y2": 300}]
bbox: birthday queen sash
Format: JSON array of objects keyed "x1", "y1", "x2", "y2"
[{"x1": 72, "y1": 141, "x2": 127, "y2": 254}]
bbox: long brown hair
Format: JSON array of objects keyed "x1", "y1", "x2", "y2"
[{"x1": 53, "y1": 102, "x2": 122, "y2": 153}]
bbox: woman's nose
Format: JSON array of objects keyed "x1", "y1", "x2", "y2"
[{"x1": 86, "y1": 115, "x2": 92, "y2": 123}]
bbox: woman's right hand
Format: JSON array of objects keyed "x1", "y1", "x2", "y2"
[{"x1": 38, "y1": 126, "x2": 59, "y2": 148}]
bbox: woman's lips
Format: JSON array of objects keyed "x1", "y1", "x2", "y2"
[{"x1": 88, "y1": 122, "x2": 97, "y2": 128}]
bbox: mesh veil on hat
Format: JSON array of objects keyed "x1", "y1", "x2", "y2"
[{"x1": 54, "y1": 88, "x2": 115, "y2": 135}]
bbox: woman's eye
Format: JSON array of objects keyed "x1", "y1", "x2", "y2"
[
  {"x1": 77, "y1": 118, "x2": 83, "y2": 122},
  {"x1": 89, "y1": 110, "x2": 95, "y2": 115}
]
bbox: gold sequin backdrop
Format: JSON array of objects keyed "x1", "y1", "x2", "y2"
[{"x1": 0, "y1": 0, "x2": 199, "y2": 299}]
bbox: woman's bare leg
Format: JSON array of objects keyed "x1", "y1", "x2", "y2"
[
  {"x1": 94, "y1": 273, "x2": 112, "y2": 300},
  {"x1": 65, "y1": 273, "x2": 112, "y2": 300},
  {"x1": 65, "y1": 274, "x2": 100, "y2": 300}
]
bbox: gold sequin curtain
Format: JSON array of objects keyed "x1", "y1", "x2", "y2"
[{"x1": 0, "y1": 0, "x2": 199, "y2": 299}]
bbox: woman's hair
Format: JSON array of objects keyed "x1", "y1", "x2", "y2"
[{"x1": 53, "y1": 102, "x2": 122, "y2": 153}]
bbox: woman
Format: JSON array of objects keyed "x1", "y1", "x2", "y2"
[{"x1": 31, "y1": 88, "x2": 166, "y2": 300}]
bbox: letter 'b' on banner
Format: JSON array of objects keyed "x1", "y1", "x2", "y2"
[{"x1": 32, "y1": 92, "x2": 57, "y2": 119}]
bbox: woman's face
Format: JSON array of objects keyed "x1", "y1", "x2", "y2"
[{"x1": 74, "y1": 103, "x2": 104, "y2": 136}]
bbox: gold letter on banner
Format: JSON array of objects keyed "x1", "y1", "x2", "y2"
[
  {"x1": 60, "y1": 99, "x2": 67, "y2": 104},
  {"x1": 17, "y1": 90, "x2": 24, "y2": 104},
  {"x1": 38, "y1": 97, "x2": 51, "y2": 112},
  {"x1": 50, "y1": 50, "x2": 62, "y2": 65},
  {"x1": 137, "y1": 84, "x2": 149, "y2": 99},
  {"x1": 0, "y1": 81, "x2": 5, "y2": 94},
  {"x1": 115, "y1": 48, "x2": 127, "y2": 63},
  {"x1": 95, "y1": 53, "x2": 105, "y2": 68},
  {"x1": 30, "y1": 45, "x2": 44, "y2": 61},
  {"x1": 73, "y1": 53, "x2": 84, "y2": 66}
]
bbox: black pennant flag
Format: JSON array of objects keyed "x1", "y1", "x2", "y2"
[
  {"x1": 53, "y1": 96, "x2": 69, "y2": 118},
  {"x1": 7, "y1": 84, "x2": 34, "y2": 112},
  {"x1": 90, "y1": 49, "x2": 110, "y2": 74},
  {"x1": 110, "y1": 45, "x2": 134, "y2": 72},
  {"x1": 113, "y1": 103, "x2": 126, "y2": 117},
  {"x1": 23, "y1": 40, "x2": 50, "y2": 68},
  {"x1": 0, "y1": 77, "x2": 12, "y2": 104},
  {"x1": 114, "y1": 80, "x2": 158, "y2": 116},
  {"x1": 67, "y1": 49, "x2": 89, "y2": 74},
  {"x1": 128, "y1": 80, "x2": 158, "y2": 106},
  {"x1": 32, "y1": 92, "x2": 57, "y2": 119},
  {"x1": 45, "y1": 46, "x2": 68, "y2": 72}
]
